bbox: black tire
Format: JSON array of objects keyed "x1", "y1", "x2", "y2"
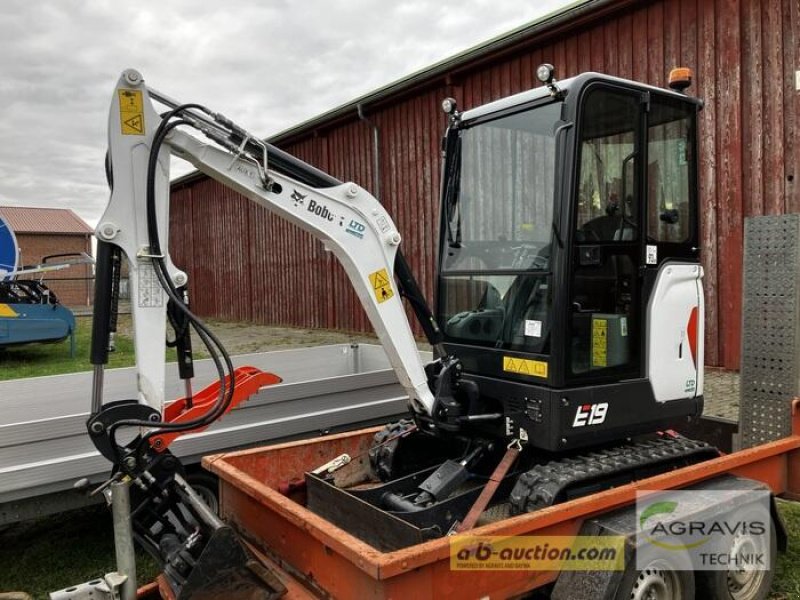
[
  {"x1": 615, "y1": 543, "x2": 695, "y2": 600},
  {"x1": 185, "y1": 471, "x2": 220, "y2": 515},
  {"x1": 695, "y1": 511, "x2": 777, "y2": 600}
]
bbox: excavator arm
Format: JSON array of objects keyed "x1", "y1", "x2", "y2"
[
  {"x1": 93, "y1": 68, "x2": 435, "y2": 419},
  {"x1": 84, "y1": 69, "x2": 446, "y2": 600}
]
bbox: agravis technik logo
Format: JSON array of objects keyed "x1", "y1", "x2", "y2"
[{"x1": 636, "y1": 489, "x2": 772, "y2": 571}]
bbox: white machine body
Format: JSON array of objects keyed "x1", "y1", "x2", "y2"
[{"x1": 647, "y1": 262, "x2": 704, "y2": 402}]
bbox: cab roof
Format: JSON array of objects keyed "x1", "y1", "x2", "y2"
[{"x1": 459, "y1": 72, "x2": 702, "y2": 124}]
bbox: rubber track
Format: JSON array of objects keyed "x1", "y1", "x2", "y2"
[{"x1": 509, "y1": 436, "x2": 719, "y2": 514}]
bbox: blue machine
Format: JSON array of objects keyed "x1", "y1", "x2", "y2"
[
  {"x1": 0, "y1": 212, "x2": 17, "y2": 280},
  {"x1": 0, "y1": 214, "x2": 77, "y2": 354}
]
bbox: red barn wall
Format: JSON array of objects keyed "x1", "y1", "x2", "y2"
[
  {"x1": 15, "y1": 233, "x2": 93, "y2": 306},
  {"x1": 170, "y1": 0, "x2": 800, "y2": 369}
]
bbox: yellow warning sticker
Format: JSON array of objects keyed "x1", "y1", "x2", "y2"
[
  {"x1": 118, "y1": 89, "x2": 145, "y2": 135},
  {"x1": 503, "y1": 356, "x2": 548, "y2": 379},
  {"x1": 592, "y1": 318, "x2": 607, "y2": 368},
  {"x1": 369, "y1": 268, "x2": 395, "y2": 303},
  {"x1": 0, "y1": 303, "x2": 18, "y2": 317}
]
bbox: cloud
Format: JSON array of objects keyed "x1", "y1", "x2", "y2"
[{"x1": 0, "y1": 0, "x2": 570, "y2": 225}]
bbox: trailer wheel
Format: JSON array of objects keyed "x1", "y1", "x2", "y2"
[
  {"x1": 695, "y1": 512, "x2": 776, "y2": 600},
  {"x1": 185, "y1": 472, "x2": 220, "y2": 515},
  {"x1": 615, "y1": 549, "x2": 695, "y2": 600}
]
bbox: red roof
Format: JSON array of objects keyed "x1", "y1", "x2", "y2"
[{"x1": 0, "y1": 206, "x2": 92, "y2": 235}]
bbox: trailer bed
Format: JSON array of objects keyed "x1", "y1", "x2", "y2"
[
  {"x1": 0, "y1": 344, "x2": 424, "y2": 524},
  {"x1": 203, "y1": 402, "x2": 800, "y2": 599}
]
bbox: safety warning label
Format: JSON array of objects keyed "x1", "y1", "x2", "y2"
[
  {"x1": 138, "y1": 264, "x2": 165, "y2": 308},
  {"x1": 592, "y1": 318, "x2": 608, "y2": 368},
  {"x1": 502, "y1": 356, "x2": 548, "y2": 378},
  {"x1": 368, "y1": 268, "x2": 394, "y2": 303},
  {"x1": 119, "y1": 89, "x2": 145, "y2": 135}
]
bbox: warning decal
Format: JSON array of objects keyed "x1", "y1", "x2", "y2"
[
  {"x1": 368, "y1": 268, "x2": 395, "y2": 304},
  {"x1": 592, "y1": 318, "x2": 607, "y2": 368},
  {"x1": 118, "y1": 89, "x2": 145, "y2": 135},
  {"x1": 503, "y1": 356, "x2": 548, "y2": 379}
]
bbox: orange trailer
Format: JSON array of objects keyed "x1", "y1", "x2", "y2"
[{"x1": 173, "y1": 400, "x2": 800, "y2": 599}]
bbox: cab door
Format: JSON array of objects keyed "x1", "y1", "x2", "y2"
[
  {"x1": 643, "y1": 95, "x2": 703, "y2": 401},
  {"x1": 566, "y1": 85, "x2": 644, "y2": 385}
]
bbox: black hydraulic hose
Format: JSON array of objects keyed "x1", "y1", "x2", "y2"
[
  {"x1": 138, "y1": 115, "x2": 234, "y2": 436},
  {"x1": 394, "y1": 251, "x2": 442, "y2": 347},
  {"x1": 90, "y1": 241, "x2": 117, "y2": 367},
  {"x1": 263, "y1": 143, "x2": 340, "y2": 188},
  {"x1": 145, "y1": 116, "x2": 234, "y2": 422},
  {"x1": 106, "y1": 110, "x2": 237, "y2": 458}
]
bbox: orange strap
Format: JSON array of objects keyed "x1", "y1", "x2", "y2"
[{"x1": 455, "y1": 442, "x2": 521, "y2": 533}]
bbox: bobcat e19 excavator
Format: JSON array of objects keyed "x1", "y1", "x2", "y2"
[{"x1": 79, "y1": 65, "x2": 731, "y2": 599}]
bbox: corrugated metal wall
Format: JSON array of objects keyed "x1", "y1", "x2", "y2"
[{"x1": 170, "y1": 0, "x2": 800, "y2": 370}]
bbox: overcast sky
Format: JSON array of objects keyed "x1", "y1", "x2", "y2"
[{"x1": 0, "y1": 0, "x2": 571, "y2": 226}]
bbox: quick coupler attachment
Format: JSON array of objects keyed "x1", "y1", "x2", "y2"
[{"x1": 129, "y1": 456, "x2": 286, "y2": 599}]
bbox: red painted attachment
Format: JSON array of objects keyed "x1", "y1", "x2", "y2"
[
  {"x1": 687, "y1": 305, "x2": 699, "y2": 367},
  {"x1": 149, "y1": 366, "x2": 282, "y2": 452},
  {"x1": 135, "y1": 581, "x2": 161, "y2": 600}
]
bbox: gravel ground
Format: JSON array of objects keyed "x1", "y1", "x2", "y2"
[
  {"x1": 121, "y1": 313, "x2": 739, "y2": 419},
  {"x1": 192, "y1": 319, "x2": 385, "y2": 355},
  {"x1": 703, "y1": 368, "x2": 740, "y2": 421},
  {"x1": 198, "y1": 318, "x2": 740, "y2": 420}
]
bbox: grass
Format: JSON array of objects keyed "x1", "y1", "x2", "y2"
[
  {"x1": 771, "y1": 499, "x2": 800, "y2": 599},
  {"x1": 0, "y1": 505, "x2": 159, "y2": 598},
  {"x1": 0, "y1": 316, "x2": 136, "y2": 380},
  {"x1": 2, "y1": 499, "x2": 800, "y2": 598}
]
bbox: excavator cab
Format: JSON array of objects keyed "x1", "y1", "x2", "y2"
[{"x1": 436, "y1": 70, "x2": 704, "y2": 452}]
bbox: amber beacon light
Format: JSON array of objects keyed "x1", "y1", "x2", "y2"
[{"x1": 668, "y1": 67, "x2": 693, "y2": 92}]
